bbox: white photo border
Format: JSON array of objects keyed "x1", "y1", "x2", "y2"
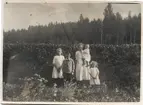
[{"x1": 0, "y1": 0, "x2": 143, "y2": 105}]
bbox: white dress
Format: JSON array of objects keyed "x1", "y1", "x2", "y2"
[
  {"x1": 89, "y1": 67, "x2": 100, "y2": 85},
  {"x1": 75, "y1": 51, "x2": 83, "y2": 81},
  {"x1": 52, "y1": 55, "x2": 65, "y2": 78},
  {"x1": 82, "y1": 49, "x2": 91, "y2": 62},
  {"x1": 82, "y1": 65, "x2": 90, "y2": 80}
]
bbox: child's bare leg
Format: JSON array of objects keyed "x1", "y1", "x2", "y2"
[{"x1": 86, "y1": 61, "x2": 89, "y2": 67}]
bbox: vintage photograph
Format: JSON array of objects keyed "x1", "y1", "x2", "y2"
[{"x1": 3, "y1": 2, "x2": 141, "y2": 102}]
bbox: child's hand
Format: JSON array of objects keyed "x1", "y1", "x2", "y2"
[
  {"x1": 72, "y1": 71, "x2": 74, "y2": 75},
  {"x1": 93, "y1": 76, "x2": 97, "y2": 79}
]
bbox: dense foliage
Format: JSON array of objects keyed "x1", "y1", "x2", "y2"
[
  {"x1": 3, "y1": 4, "x2": 141, "y2": 44},
  {"x1": 3, "y1": 44, "x2": 140, "y2": 88},
  {"x1": 4, "y1": 43, "x2": 140, "y2": 65}
]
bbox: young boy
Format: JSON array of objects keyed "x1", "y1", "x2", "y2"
[
  {"x1": 62, "y1": 52, "x2": 75, "y2": 82},
  {"x1": 82, "y1": 44, "x2": 91, "y2": 67}
]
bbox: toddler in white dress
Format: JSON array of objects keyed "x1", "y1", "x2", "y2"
[{"x1": 82, "y1": 44, "x2": 91, "y2": 66}]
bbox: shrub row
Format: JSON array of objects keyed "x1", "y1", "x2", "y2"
[
  {"x1": 3, "y1": 43, "x2": 141, "y2": 88},
  {"x1": 3, "y1": 43, "x2": 140, "y2": 64}
]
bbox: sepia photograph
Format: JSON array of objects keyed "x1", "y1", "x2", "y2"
[{"x1": 3, "y1": 1, "x2": 141, "y2": 102}]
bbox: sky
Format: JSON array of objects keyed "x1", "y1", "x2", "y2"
[{"x1": 4, "y1": 3, "x2": 141, "y2": 31}]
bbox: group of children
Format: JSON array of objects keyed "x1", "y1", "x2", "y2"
[{"x1": 52, "y1": 43, "x2": 100, "y2": 87}]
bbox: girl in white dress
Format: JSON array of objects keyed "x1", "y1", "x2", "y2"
[
  {"x1": 89, "y1": 61, "x2": 100, "y2": 86},
  {"x1": 52, "y1": 48, "x2": 65, "y2": 86},
  {"x1": 75, "y1": 43, "x2": 84, "y2": 83}
]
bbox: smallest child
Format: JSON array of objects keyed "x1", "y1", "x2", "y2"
[
  {"x1": 62, "y1": 52, "x2": 75, "y2": 82},
  {"x1": 82, "y1": 44, "x2": 91, "y2": 67},
  {"x1": 89, "y1": 61, "x2": 100, "y2": 87}
]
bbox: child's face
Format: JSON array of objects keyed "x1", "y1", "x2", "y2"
[
  {"x1": 85, "y1": 45, "x2": 89, "y2": 49},
  {"x1": 66, "y1": 53, "x2": 71, "y2": 59},
  {"x1": 90, "y1": 63, "x2": 97, "y2": 68},
  {"x1": 57, "y1": 50, "x2": 62, "y2": 55},
  {"x1": 90, "y1": 63, "x2": 94, "y2": 68}
]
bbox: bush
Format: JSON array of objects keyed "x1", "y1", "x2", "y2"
[
  {"x1": 3, "y1": 43, "x2": 140, "y2": 65},
  {"x1": 3, "y1": 76, "x2": 140, "y2": 102}
]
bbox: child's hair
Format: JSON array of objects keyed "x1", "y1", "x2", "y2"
[
  {"x1": 56, "y1": 48, "x2": 62, "y2": 55},
  {"x1": 65, "y1": 51, "x2": 71, "y2": 57},
  {"x1": 85, "y1": 44, "x2": 90, "y2": 48},
  {"x1": 90, "y1": 61, "x2": 98, "y2": 68}
]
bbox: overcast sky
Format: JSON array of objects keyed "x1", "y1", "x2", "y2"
[{"x1": 4, "y1": 3, "x2": 141, "y2": 31}]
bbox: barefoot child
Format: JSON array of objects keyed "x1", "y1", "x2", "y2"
[
  {"x1": 62, "y1": 52, "x2": 75, "y2": 82},
  {"x1": 52, "y1": 48, "x2": 65, "y2": 87}
]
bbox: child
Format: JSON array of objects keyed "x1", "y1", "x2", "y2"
[
  {"x1": 52, "y1": 48, "x2": 65, "y2": 87},
  {"x1": 62, "y1": 52, "x2": 75, "y2": 82},
  {"x1": 89, "y1": 61, "x2": 100, "y2": 87},
  {"x1": 82, "y1": 44, "x2": 91, "y2": 67}
]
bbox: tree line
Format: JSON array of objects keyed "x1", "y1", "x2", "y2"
[{"x1": 4, "y1": 3, "x2": 141, "y2": 45}]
